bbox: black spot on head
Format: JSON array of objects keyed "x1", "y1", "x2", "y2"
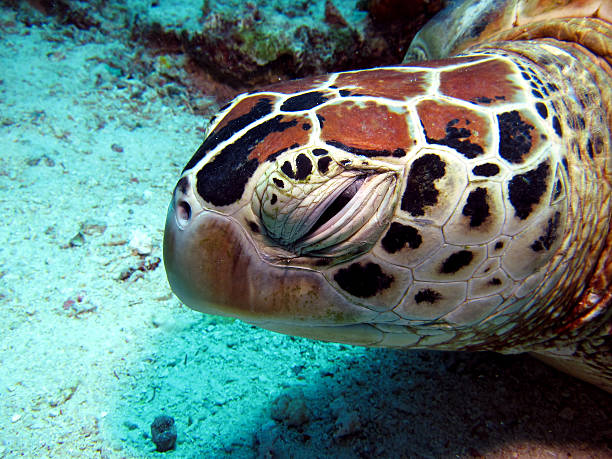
[
  {"x1": 280, "y1": 155, "x2": 313, "y2": 181},
  {"x1": 424, "y1": 119, "x2": 484, "y2": 159},
  {"x1": 473, "y1": 96, "x2": 493, "y2": 104},
  {"x1": 339, "y1": 89, "x2": 351, "y2": 97},
  {"x1": 270, "y1": 193, "x2": 277, "y2": 204},
  {"x1": 414, "y1": 288, "x2": 442, "y2": 304},
  {"x1": 530, "y1": 212, "x2": 561, "y2": 252},
  {"x1": 440, "y1": 250, "x2": 473, "y2": 274},
  {"x1": 247, "y1": 221, "x2": 260, "y2": 233},
  {"x1": 497, "y1": 111, "x2": 534, "y2": 163},
  {"x1": 312, "y1": 148, "x2": 328, "y2": 156},
  {"x1": 183, "y1": 98, "x2": 273, "y2": 172},
  {"x1": 317, "y1": 156, "x2": 332, "y2": 174},
  {"x1": 494, "y1": 241, "x2": 504, "y2": 250},
  {"x1": 401, "y1": 154, "x2": 446, "y2": 216},
  {"x1": 488, "y1": 277, "x2": 502, "y2": 286},
  {"x1": 302, "y1": 122, "x2": 311, "y2": 131},
  {"x1": 281, "y1": 160, "x2": 295, "y2": 179},
  {"x1": 508, "y1": 161, "x2": 550, "y2": 219},
  {"x1": 535, "y1": 102, "x2": 548, "y2": 119},
  {"x1": 381, "y1": 222, "x2": 422, "y2": 254},
  {"x1": 273, "y1": 177, "x2": 285, "y2": 188},
  {"x1": 462, "y1": 187, "x2": 490, "y2": 227},
  {"x1": 280, "y1": 91, "x2": 329, "y2": 112},
  {"x1": 472, "y1": 163, "x2": 500, "y2": 177},
  {"x1": 294, "y1": 154, "x2": 312, "y2": 180},
  {"x1": 333, "y1": 262, "x2": 393, "y2": 298},
  {"x1": 196, "y1": 114, "x2": 298, "y2": 206},
  {"x1": 552, "y1": 116, "x2": 562, "y2": 137}
]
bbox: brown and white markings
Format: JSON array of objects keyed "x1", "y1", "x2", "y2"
[{"x1": 164, "y1": 0, "x2": 612, "y2": 392}]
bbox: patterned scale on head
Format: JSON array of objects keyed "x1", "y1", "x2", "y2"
[{"x1": 164, "y1": 0, "x2": 612, "y2": 392}]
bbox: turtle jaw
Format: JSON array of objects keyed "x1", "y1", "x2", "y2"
[
  {"x1": 163, "y1": 202, "x2": 378, "y2": 327},
  {"x1": 248, "y1": 321, "x2": 386, "y2": 347}
]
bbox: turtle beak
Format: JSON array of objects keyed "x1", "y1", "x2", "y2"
[
  {"x1": 163, "y1": 199, "x2": 215, "y2": 315},
  {"x1": 163, "y1": 176, "x2": 253, "y2": 318},
  {"x1": 162, "y1": 177, "x2": 379, "y2": 329}
]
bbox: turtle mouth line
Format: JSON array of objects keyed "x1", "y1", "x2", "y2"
[{"x1": 245, "y1": 320, "x2": 387, "y2": 347}]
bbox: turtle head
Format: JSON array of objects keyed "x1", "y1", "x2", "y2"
[
  {"x1": 163, "y1": 90, "x2": 409, "y2": 345},
  {"x1": 165, "y1": 58, "x2": 572, "y2": 350}
]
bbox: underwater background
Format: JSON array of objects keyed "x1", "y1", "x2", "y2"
[{"x1": 0, "y1": 1, "x2": 610, "y2": 457}]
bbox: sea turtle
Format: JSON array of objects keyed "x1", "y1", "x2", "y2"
[{"x1": 163, "y1": 0, "x2": 612, "y2": 393}]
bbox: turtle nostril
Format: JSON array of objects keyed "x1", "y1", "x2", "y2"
[{"x1": 176, "y1": 201, "x2": 191, "y2": 225}]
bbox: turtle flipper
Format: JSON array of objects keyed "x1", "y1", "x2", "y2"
[
  {"x1": 404, "y1": 0, "x2": 612, "y2": 62},
  {"x1": 404, "y1": 0, "x2": 518, "y2": 61},
  {"x1": 532, "y1": 327, "x2": 612, "y2": 394}
]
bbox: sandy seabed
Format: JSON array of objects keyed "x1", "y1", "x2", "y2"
[{"x1": 0, "y1": 5, "x2": 610, "y2": 459}]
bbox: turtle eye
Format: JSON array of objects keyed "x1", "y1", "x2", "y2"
[
  {"x1": 302, "y1": 175, "x2": 366, "y2": 239},
  {"x1": 295, "y1": 173, "x2": 395, "y2": 255},
  {"x1": 255, "y1": 169, "x2": 398, "y2": 258}
]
